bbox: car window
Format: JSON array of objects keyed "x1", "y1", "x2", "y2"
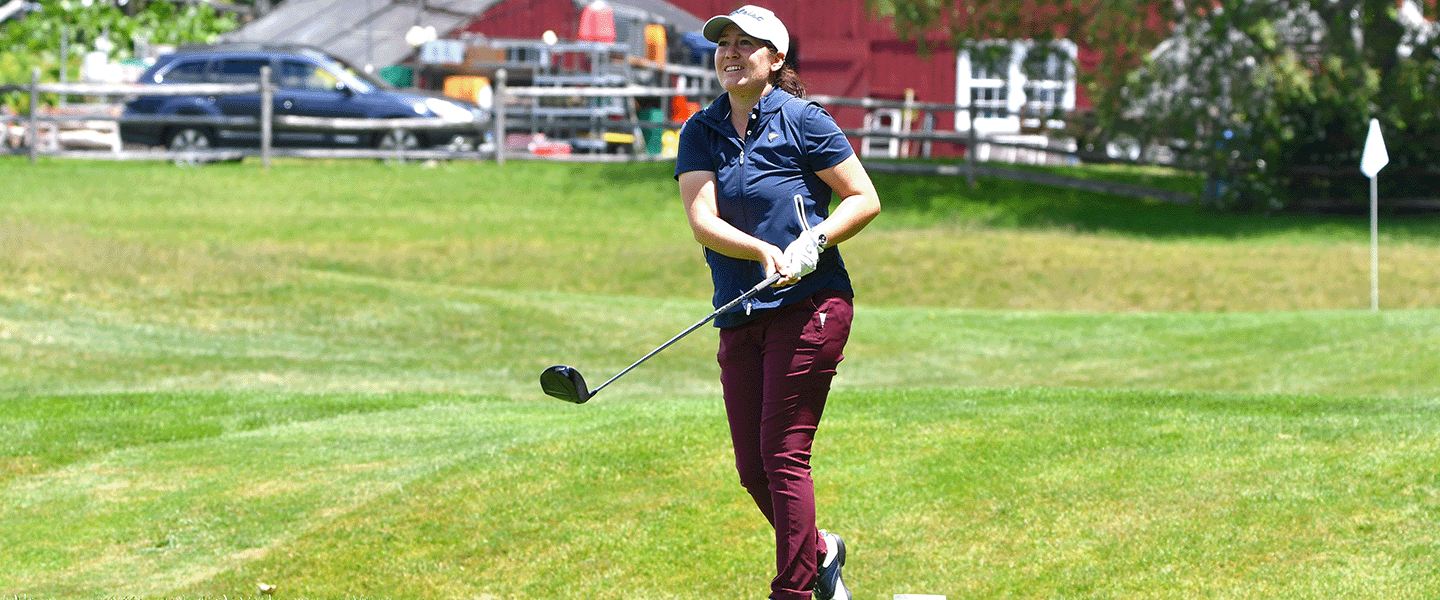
[
  {"x1": 311, "y1": 55, "x2": 379, "y2": 94},
  {"x1": 276, "y1": 60, "x2": 339, "y2": 92},
  {"x1": 215, "y1": 59, "x2": 269, "y2": 84},
  {"x1": 160, "y1": 59, "x2": 210, "y2": 83}
]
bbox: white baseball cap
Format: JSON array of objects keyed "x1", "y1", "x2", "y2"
[{"x1": 702, "y1": 5, "x2": 789, "y2": 58}]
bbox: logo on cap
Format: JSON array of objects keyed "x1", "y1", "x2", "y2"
[
  {"x1": 703, "y1": 4, "x2": 789, "y2": 57},
  {"x1": 732, "y1": 7, "x2": 768, "y2": 22}
]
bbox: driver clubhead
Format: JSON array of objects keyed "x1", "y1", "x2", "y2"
[{"x1": 540, "y1": 365, "x2": 592, "y2": 404}]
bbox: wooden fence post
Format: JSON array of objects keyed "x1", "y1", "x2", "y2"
[
  {"x1": 495, "y1": 69, "x2": 507, "y2": 166},
  {"x1": 901, "y1": 88, "x2": 914, "y2": 159},
  {"x1": 966, "y1": 104, "x2": 977, "y2": 189},
  {"x1": 260, "y1": 66, "x2": 272, "y2": 169},
  {"x1": 29, "y1": 68, "x2": 40, "y2": 164},
  {"x1": 921, "y1": 110, "x2": 934, "y2": 159}
]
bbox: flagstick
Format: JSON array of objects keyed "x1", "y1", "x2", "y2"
[
  {"x1": 1370, "y1": 174, "x2": 1379, "y2": 312},
  {"x1": 1360, "y1": 118, "x2": 1388, "y2": 312}
]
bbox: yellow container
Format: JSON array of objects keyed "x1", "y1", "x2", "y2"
[
  {"x1": 602, "y1": 132, "x2": 636, "y2": 145},
  {"x1": 660, "y1": 129, "x2": 680, "y2": 158},
  {"x1": 645, "y1": 24, "x2": 667, "y2": 64},
  {"x1": 443, "y1": 76, "x2": 489, "y2": 104}
]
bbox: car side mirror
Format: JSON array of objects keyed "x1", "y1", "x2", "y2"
[{"x1": 336, "y1": 82, "x2": 353, "y2": 95}]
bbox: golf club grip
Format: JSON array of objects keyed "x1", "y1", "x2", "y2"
[
  {"x1": 589, "y1": 272, "x2": 783, "y2": 397},
  {"x1": 718, "y1": 271, "x2": 785, "y2": 314}
]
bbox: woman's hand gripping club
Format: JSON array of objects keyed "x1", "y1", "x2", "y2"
[{"x1": 779, "y1": 194, "x2": 826, "y2": 285}]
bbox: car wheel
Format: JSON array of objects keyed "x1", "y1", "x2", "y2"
[
  {"x1": 167, "y1": 127, "x2": 213, "y2": 167},
  {"x1": 377, "y1": 128, "x2": 420, "y2": 164}
]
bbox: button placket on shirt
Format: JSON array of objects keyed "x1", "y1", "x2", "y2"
[{"x1": 740, "y1": 107, "x2": 763, "y2": 316}]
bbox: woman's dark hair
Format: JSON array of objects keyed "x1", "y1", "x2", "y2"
[
  {"x1": 772, "y1": 64, "x2": 806, "y2": 97},
  {"x1": 765, "y1": 43, "x2": 806, "y2": 97}
]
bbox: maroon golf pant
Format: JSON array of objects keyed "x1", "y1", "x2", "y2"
[{"x1": 718, "y1": 289, "x2": 852, "y2": 600}]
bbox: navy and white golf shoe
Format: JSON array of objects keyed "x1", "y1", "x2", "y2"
[{"x1": 814, "y1": 530, "x2": 850, "y2": 600}]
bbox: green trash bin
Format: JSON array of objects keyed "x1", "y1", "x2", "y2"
[
  {"x1": 639, "y1": 107, "x2": 664, "y2": 155},
  {"x1": 379, "y1": 65, "x2": 413, "y2": 88}
]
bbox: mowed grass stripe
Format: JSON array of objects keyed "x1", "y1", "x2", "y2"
[
  {"x1": 7, "y1": 270, "x2": 1440, "y2": 402},
  {"x1": 1, "y1": 397, "x2": 593, "y2": 597},
  {"x1": 850, "y1": 306, "x2": 1440, "y2": 398},
  {"x1": 5, "y1": 389, "x2": 1434, "y2": 598},
  {"x1": 852, "y1": 226, "x2": 1440, "y2": 311},
  {"x1": 6, "y1": 158, "x2": 1440, "y2": 312}
]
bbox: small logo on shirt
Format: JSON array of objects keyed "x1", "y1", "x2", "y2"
[{"x1": 768, "y1": 133, "x2": 780, "y2": 141}]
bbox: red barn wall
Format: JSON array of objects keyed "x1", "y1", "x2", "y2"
[
  {"x1": 461, "y1": 0, "x2": 581, "y2": 39},
  {"x1": 669, "y1": 1, "x2": 965, "y2": 154},
  {"x1": 464, "y1": 0, "x2": 968, "y2": 154}
]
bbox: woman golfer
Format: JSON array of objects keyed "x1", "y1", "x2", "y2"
[{"x1": 675, "y1": 6, "x2": 881, "y2": 600}]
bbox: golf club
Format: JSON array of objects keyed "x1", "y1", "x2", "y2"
[{"x1": 541, "y1": 271, "x2": 783, "y2": 403}]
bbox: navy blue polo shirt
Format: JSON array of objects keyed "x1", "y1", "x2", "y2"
[{"x1": 675, "y1": 89, "x2": 855, "y2": 328}]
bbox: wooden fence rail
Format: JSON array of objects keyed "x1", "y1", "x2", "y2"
[
  {"x1": 2, "y1": 68, "x2": 1195, "y2": 201},
  {"x1": 1, "y1": 67, "x2": 502, "y2": 165},
  {"x1": 5, "y1": 70, "x2": 1086, "y2": 164}
]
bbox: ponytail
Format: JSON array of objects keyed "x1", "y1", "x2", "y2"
[
  {"x1": 772, "y1": 64, "x2": 806, "y2": 98},
  {"x1": 758, "y1": 42, "x2": 806, "y2": 98}
]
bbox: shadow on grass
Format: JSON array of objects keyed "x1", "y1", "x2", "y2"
[
  {"x1": 876, "y1": 168, "x2": 1440, "y2": 241},
  {"x1": 594, "y1": 158, "x2": 1440, "y2": 242}
]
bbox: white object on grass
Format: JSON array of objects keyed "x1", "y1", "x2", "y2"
[
  {"x1": 1360, "y1": 118, "x2": 1389, "y2": 178},
  {"x1": 1360, "y1": 118, "x2": 1388, "y2": 311}
]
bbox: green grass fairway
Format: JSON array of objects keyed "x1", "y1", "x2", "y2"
[{"x1": 3, "y1": 157, "x2": 1438, "y2": 599}]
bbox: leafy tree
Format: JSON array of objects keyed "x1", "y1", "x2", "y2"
[
  {"x1": 867, "y1": 0, "x2": 1181, "y2": 155},
  {"x1": 2, "y1": 0, "x2": 238, "y2": 57},
  {"x1": 2, "y1": 0, "x2": 238, "y2": 113},
  {"x1": 868, "y1": 0, "x2": 1440, "y2": 210},
  {"x1": 1128, "y1": 0, "x2": 1440, "y2": 209}
]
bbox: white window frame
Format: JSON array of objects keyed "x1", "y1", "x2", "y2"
[{"x1": 956, "y1": 40, "x2": 1077, "y2": 136}]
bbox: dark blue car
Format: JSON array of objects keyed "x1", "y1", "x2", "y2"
[{"x1": 120, "y1": 44, "x2": 488, "y2": 152}]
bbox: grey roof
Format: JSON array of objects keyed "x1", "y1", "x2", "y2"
[
  {"x1": 221, "y1": 0, "x2": 705, "y2": 70},
  {"x1": 585, "y1": 0, "x2": 704, "y2": 30},
  {"x1": 219, "y1": 0, "x2": 503, "y2": 69}
]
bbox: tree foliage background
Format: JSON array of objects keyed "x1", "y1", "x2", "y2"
[
  {"x1": 869, "y1": 0, "x2": 1440, "y2": 210},
  {"x1": 2, "y1": 0, "x2": 238, "y2": 113}
]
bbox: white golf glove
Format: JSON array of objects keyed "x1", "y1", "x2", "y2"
[{"x1": 782, "y1": 230, "x2": 826, "y2": 278}]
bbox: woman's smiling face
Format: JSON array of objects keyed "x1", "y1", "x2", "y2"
[{"x1": 714, "y1": 24, "x2": 782, "y2": 94}]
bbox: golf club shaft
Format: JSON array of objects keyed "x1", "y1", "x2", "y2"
[{"x1": 588, "y1": 271, "x2": 783, "y2": 397}]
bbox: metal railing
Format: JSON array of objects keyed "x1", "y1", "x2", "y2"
[
  {"x1": 1, "y1": 67, "x2": 498, "y2": 166},
  {"x1": 5, "y1": 66, "x2": 1173, "y2": 191},
  {"x1": 1, "y1": 66, "x2": 715, "y2": 165}
]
